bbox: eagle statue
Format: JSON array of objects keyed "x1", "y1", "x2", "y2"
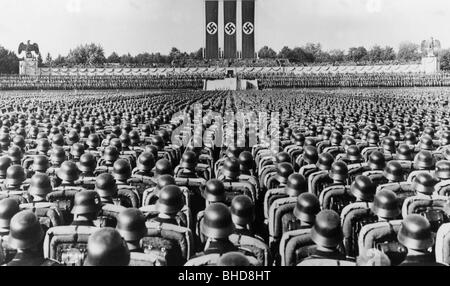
[
  {"x1": 18, "y1": 40, "x2": 40, "y2": 58},
  {"x1": 421, "y1": 37, "x2": 441, "y2": 57}
]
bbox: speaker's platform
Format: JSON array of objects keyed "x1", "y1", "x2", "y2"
[{"x1": 203, "y1": 77, "x2": 258, "y2": 91}]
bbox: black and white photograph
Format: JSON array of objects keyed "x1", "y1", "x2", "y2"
[{"x1": 0, "y1": 0, "x2": 450, "y2": 271}]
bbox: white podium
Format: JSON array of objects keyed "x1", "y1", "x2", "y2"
[
  {"x1": 19, "y1": 58, "x2": 39, "y2": 76},
  {"x1": 421, "y1": 56, "x2": 439, "y2": 74}
]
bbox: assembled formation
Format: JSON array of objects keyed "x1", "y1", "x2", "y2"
[{"x1": 0, "y1": 88, "x2": 449, "y2": 266}]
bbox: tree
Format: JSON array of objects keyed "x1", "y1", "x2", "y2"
[
  {"x1": 278, "y1": 46, "x2": 292, "y2": 59},
  {"x1": 328, "y1": 49, "x2": 345, "y2": 63},
  {"x1": 53, "y1": 55, "x2": 66, "y2": 66},
  {"x1": 107, "y1": 52, "x2": 121, "y2": 63},
  {"x1": 381, "y1": 46, "x2": 396, "y2": 61},
  {"x1": 258, "y1": 46, "x2": 277, "y2": 59},
  {"x1": 67, "y1": 43, "x2": 106, "y2": 66},
  {"x1": 189, "y1": 48, "x2": 203, "y2": 61},
  {"x1": 439, "y1": 49, "x2": 450, "y2": 71},
  {"x1": 45, "y1": 53, "x2": 53, "y2": 66},
  {"x1": 397, "y1": 42, "x2": 421, "y2": 62},
  {"x1": 347, "y1": 46, "x2": 368, "y2": 62},
  {"x1": 120, "y1": 53, "x2": 134, "y2": 65},
  {"x1": 0, "y1": 46, "x2": 19, "y2": 74},
  {"x1": 368, "y1": 45, "x2": 383, "y2": 62},
  {"x1": 168, "y1": 47, "x2": 182, "y2": 63},
  {"x1": 37, "y1": 52, "x2": 43, "y2": 67},
  {"x1": 303, "y1": 43, "x2": 322, "y2": 61}
]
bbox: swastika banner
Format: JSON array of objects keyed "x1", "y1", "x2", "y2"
[
  {"x1": 223, "y1": 0, "x2": 237, "y2": 59},
  {"x1": 242, "y1": 0, "x2": 255, "y2": 59},
  {"x1": 205, "y1": 1, "x2": 219, "y2": 59}
]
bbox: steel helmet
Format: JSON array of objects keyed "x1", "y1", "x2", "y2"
[
  {"x1": 222, "y1": 158, "x2": 240, "y2": 179},
  {"x1": 116, "y1": 208, "x2": 147, "y2": 241},
  {"x1": 0, "y1": 156, "x2": 12, "y2": 177},
  {"x1": 310, "y1": 210, "x2": 343, "y2": 249},
  {"x1": 84, "y1": 228, "x2": 130, "y2": 266},
  {"x1": 316, "y1": 152, "x2": 334, "y2": 171},
  {"x1": 383, "y1": 161, "x2": 404, "y2": 182},
  {"x1": 0, "y1": 198, "x2": 20, "y2": 230},
  {"x1": 303, "y1": 146, "x2": 319, "y2": 165},
  {"x1": 5, "y1": 165, "x2": 26, "y2": 186},
  {"x1": 112, "y1": 159, "x2": 132, "y2": 181},
  {"x1": 71, "y1": 190, "x2": 101, "y2": 215},
  {"x1": 70, "y1": 143, "x2": 85, "y2": 158},
  {"x1": 180, "y1": 151, "x2": 197, "y2": 170},
  {"x1": 371, "y1": 189, "x2": 400, "y2": 220},
  {"x1": 154, "y1": 159, "x2": 173, "y2": 177},
  {"x1": 95, "y1": 173, "x2": 118, "y2": 198},
  {"x1": 397, "y1": 214, "x2": 434, "y2": 251},
  {"x1": 413, "y1": 151, "x2": 436, "y2": 170},
  {"x1": 350, "y1": 175, "x2": 376, "y2": 202},
  {"x1": 77, "y1": 153, "x2": 97, "y2": 173},
  {"x1": 200, "y1": 203, "x2": 233, "y2": 239},
  {"x1": 293, "y1": 193, "x2": 320, "y2": 224},
  {"x1": 8, "y1": 211, "x2": 43, "y2": 250},
  {"x1": 276, "y1": 162, "x2": 294, "y2": 185},
  {"x1": 136, "y1": 152, "x2": 155, "y2": 171},
  {"x1": 230, "y1": 195, "x2": 254, "y2": 226},
  {"x1": 329, "y1": 161, "x2": 348, "y2": 181},
  {"x1": 435, "y1": 160, "x2": 450, "y2": 180},
  {"x1": 286, "y1": 173, "x2": 307, "y2": 197},
  {"x1": 156, "y1": 185, "x2": 184, "y2": 215},
  {"x1": 203, "y1": 179, "x2": 226, "y2": 203},
  {"x1": 413, "y1": 172, "x2": 437, "y2": 195},
  {"x1": 217, "y1": 252, "x2": 250, "y2": 266},
  {"x1": 29, "y1": 173, "x2": 53, "y2": 197},
  {"x1": 57, "y1": 161, "x2": 80, "y2": 182},
  {"x1": 156, "y1": 174, "x2": 176, "y2": 190}
]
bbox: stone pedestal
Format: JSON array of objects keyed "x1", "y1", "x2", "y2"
[
  {"x1": 19, "y1": 58, "x2": 39, "y2": 76},
  {"x1": 421, "y1": 56, "x2": 439, "y2": 74}
]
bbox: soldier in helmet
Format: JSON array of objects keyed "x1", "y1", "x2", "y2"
[
  {"x1": 238, "y1": 151, "x2": 255, "y2": 176},
  {"x1": 69, "y1": 143, "x2": 85, "y2": 163},
  {"x1": 95, "y1": 173, "x2": 120, "y2": 206},
  {"x1": 150, "y1": 185, "x2": 186, "y2": 227},
  {"x1": 132, "y1": 152, "x2": 155, "y2": 178},
  {"x1": 83, "y1": 228, "x2": 130, "y2": 266},
  {"x1": 230, "y1": 195, "x2": 258, "y2": 238},
  {"x1": 281, "y1": 193, "x2": 320, "y2": 233},
  {"x1": 55, "y1": 161, "x2": 81, "y2": 187},
  {"x1": 398, "y1": 215, "x2": 445, "y2": 266},
  {"x1": 154, "y1": 158, "x2": 174, "y2": 178},
  {"x1": 71, "y1": 190, "x2": 101, "y2": 227},
  {"x1": 216, "y1": 251, "x2": 251, "y2": 266},
  {"x1": 299, "y1": 210, "x2": 347, "y2": 263},
  {"x1": 116, "y1": 208, "x2": 147, "y2": 253},
  {"x1": 311, "y1": 161, "x2": 348, "y2": 197},
  {"x1": 97, "y1": 146, "x2": 120, "y2": 171},
  {"x1": 4, "y1": 211, "x2": 60, "y2": 266},
  {"x1": 196, "y1": 203, "x2": 238, "y2": 257},
  {"x1": 1, "y1": 165, "x2": 27, "y2": 194},
  {"x1": 76, "y1": 153, "x2": 98, "y2": 187},
  {"x1": 0, "y1": 156, "x2": 12, "y2": 183},
  {"x1": 0, "y1": 198, "x2": 20, "y2": 264},
  {"x1": 27, "y1": 173, "x2": 54, "y2": 202},
  {"x1": 299, "y1": 149, "x2": 329, "y2": 179},
  {"x1": 29, "y1": 155, "x2": 50, "y2": 177},
  {"x1": 176, "y1": 151, "x2": 200, "y2": 179}
]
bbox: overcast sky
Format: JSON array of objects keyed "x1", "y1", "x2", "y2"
[{"x1": 0, "y1": 0, "x2": 449, "y2": 57}]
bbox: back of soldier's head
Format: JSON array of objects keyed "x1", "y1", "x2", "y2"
[
  {"x1": 84, "y1": 228, "x2": 130, "y2": 266},
  {"x1": 216, "y1": 252, "x2": 251, "y2": 266}
]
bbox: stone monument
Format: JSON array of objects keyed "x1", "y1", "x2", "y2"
[
  {"x1": 18, "y1": 40, "x2": 40, "y2": 76},
  {"x1": 421, "y1": 37, "x2": 440, "y2": 74}
]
